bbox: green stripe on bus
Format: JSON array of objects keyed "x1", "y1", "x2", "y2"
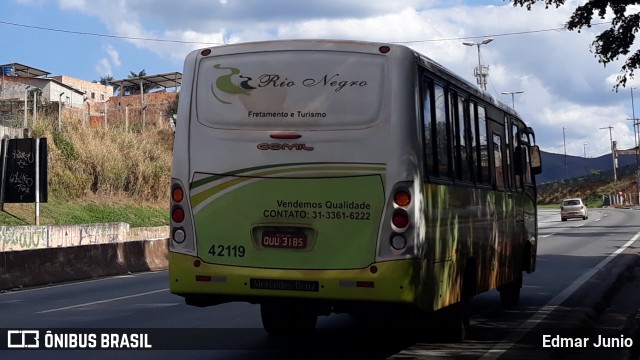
[
  {"x1": 190, "y1": 162, "x2": 384, "y2": 190},
  {"x1": 190, "y1": 165, "x2": 385, "y2": 208}
]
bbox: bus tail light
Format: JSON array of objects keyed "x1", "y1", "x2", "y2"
[
  {"x1": 392, "y1": 210, "x2": 409, "y2": 229},
  {"x1": 170, "y1": 179, "x2": 195, "y2": 253},
  {"x1": 394, "y1": 190, "x2": 411, "y2": 207},
  {"x1": 378, "y1": 182, "x2": 417, "y2": 260},
  {"x1": 173, "y1": 228, "x2": 186, "y2": 243},
  {"x1": 172, "y1": 206, "x2": 185, "y2": 223},
  {"x1": 390, "y1": 235, "x2": 407, "y2": 250},
  {"x1": 172, "y1": 186, "x2": 184, "y2": 202}
]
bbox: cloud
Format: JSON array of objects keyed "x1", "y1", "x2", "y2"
[
  {"x1": 58, "y1": 0, "x2": 85, "y2": 9},
  {"x1": 95, "y1": 58, "x2": 111, "y2": 77},
  {"x1": 94, "y1": 44, "x2": 121, "y2": 77},
  {"x1": 105, "y1": 44, "x2": 121, "y2": 67}
]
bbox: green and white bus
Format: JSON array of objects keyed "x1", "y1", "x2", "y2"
[{"x1": 169, "y1": 39, "x2": 542, "y2": 338}]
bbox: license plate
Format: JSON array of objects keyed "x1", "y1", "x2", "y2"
[
  {"x1": 250, "y1": 278, "x2": 319, "y2": 292},
  {"x1": 261, "y1": 231, "x2": 307, "y2": 249}
]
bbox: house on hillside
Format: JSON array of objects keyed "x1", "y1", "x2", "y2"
[
  {"x1": 0, "y1": 63, "x2": 113, "y2": 109},
  {"x1": 1, "y1": 63, "x2": 180, "y2": 129}
]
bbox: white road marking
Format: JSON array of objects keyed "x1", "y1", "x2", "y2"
[
  {"x1": 0, "y1": 271, "x2": 167, "y2": 296},
  {"x1": 37, "y1": 288, "x2": 169, "y2": 314},
  {"x1": 479, "y1": 230, "x2": 640, "y2": 359}
]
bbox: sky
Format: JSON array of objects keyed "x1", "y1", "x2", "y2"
[{"x1": 2, "y1": 0, "x2": 640, "y2": 158}]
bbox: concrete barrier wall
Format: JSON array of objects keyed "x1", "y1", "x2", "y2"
[
  {"x1": 0, "y1": 223, "x2": 169, "y2": 251},
  {"x1": 0, "y1": 223, "x2": 170, "y2": 291},
  {"x1": 0, "y1": 238, "x2": 169, "y2": 290}
]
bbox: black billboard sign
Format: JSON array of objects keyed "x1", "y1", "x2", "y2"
[{"x1": 2, "y1": 138, "x2": 48, "y2": 203}]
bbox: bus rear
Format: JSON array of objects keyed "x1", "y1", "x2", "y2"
[{"x1": 169, "y1": 40, "x2": 424, "y2": 332}]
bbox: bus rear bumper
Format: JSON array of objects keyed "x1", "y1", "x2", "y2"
[{"x1": 169, "y1": 252, "x2": 421, "y2": 308}]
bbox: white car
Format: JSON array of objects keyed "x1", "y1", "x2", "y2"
[{"x1": 560, "y1": 198, "x2": 588, "y2": 221}]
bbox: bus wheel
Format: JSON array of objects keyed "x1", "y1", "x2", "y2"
[
  {"x1": 498, "y1": 274, "x2": 522, "y2": 307},
  {"x1": 260, "y1": 302, "x2": 318, "y2": 337}
]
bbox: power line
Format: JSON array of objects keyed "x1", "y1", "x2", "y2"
[
  {"x1": 0, "y1": 20, "x2": 224, "y2": 45},
  {"x1": 0, "y1": 19, "x2": 612, "y2": 46},
  {"x1": 390, "y1": 21, "x2": 611, "y2": 44}
]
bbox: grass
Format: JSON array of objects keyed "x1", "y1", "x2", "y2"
[{"x1": 0, "y1": 196, "x2": 168, "y2": 227}]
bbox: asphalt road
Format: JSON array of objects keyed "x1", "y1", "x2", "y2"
[{"x1": 2, "y1": 208, "x2": 640, "y2": 359}]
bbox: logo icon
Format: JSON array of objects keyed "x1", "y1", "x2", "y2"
[
  {"x1": 7, "y1": 330, "x2": 40, "y2": 348},
  {"x1": 211, "y1": 64, "x2": 256, "y2": 104}
]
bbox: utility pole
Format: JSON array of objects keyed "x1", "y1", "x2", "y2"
[
  {"x1": 632, "y1": 87, "x2": 640, "y2": 203},
  {"x1": 563, "y1": 126, "x2": 567, "y2": 179},
  {"x1": 23, "y1": 85, "x2": 30, "y2": 129},
  {"x1": 58, "y1": 92, "x2": 65, "y2": 131},
  {"x1": 584, "y1": 142, "x2": 588, "y2": 176},
  {"x1": 600, "y1": 126, "x2": 617, "y2": 181}
]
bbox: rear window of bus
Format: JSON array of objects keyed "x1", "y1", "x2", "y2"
[{"x1": 195, "y1": 51, "x2": 386, "y2": 130}]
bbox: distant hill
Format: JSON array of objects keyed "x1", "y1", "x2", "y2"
[{"x1": 538, "y1": 150, "x2": 638, "y2": 184}]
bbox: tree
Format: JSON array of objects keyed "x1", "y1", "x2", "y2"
[
  {"x1": 99, "y1": 75, "x2": 114, "y2": 86},
  {"x1": 511, "y1": 0, "x2": 640, "y2": 90}
]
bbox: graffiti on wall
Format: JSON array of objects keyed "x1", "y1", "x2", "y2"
[
  {"x1": 0, "y1": 223, "x2": 169, "y2": 251},
  {"x1": 0, "y1": 226, "x2": 47, "y2": 251}
]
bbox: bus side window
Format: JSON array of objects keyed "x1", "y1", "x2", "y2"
[
  {"x1": 456, "y1": 94, "x2": 471, "y2": 182},
  {"x1": 422, "y1": 76, "x2": 435, "y2": 176},
  {"x1": 512, "y1": 123, "x2": 522, "y2": 190},
  {"x1": 524, "y1": 147, "x2": 533, "y2": 184},
  {"x1": 465, "y1": 97, "x2": 476, "y2": 184},
  {"x1": 493, "y1": 133, "x2": 505, "y2": 190},
  {"x1": 477, "y1": 105, "x2": 490, "y2": 184},
  {"x1": 434, "y1": 84, "x2": 450, "y2": 179},
  {"x1": 504, "y1": 116, "x2": 512, "y2": 190}
]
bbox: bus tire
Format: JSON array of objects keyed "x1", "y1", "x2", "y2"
[
  {"x1": 498, "y1": 273, "x2": 522, "y2": 307},
  {"x1": 260, "y1": 302, "x2": 318, "y2": 337}
]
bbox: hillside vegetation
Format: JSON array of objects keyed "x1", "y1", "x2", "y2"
[
  {"x1": 537, "y1": 173, "x2": 638, "y2": 208},
  {"x1": 0, "y1": 116, "x2": 173, "y2": 226}
]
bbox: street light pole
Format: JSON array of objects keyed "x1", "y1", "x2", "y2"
[
  {"x1": 501, "y1": 90, "x2": 524, "y2": 109},
  {"x1": 462, "y1": 38, "x2": 494, "y2": 91},
  {"x1": 600, "y1": 126, "x2": 617, "y2": 181}
]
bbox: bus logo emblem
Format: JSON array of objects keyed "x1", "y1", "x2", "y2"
[
  {"x1": 211, "y1": 64, "x2": 255, "y2": 104},
  {"x1": 257, "y1": 143, "x2": 315, "y2": 151}
]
